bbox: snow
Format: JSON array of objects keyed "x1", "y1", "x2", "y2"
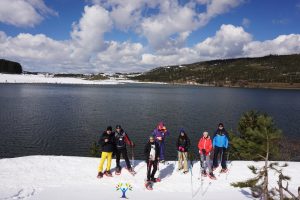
[
  {"x1": 0, "y1": 156, "x2": 299, "y2": 200},
  {"x1": 0, "y1": 74, "x2": 166, "y2": 85}
]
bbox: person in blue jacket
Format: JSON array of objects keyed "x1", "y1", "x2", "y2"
[{"x1": 212, "y1": 123, "x2": 229, "y2": 173}]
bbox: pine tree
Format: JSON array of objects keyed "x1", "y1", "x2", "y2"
[
  {"x1": 229, "y1": 110, "x2": 282, "y2": 160},
  {"x1": 89, "y1": 141, "x2": 100, "y2": 157},
  {"x1": 230, "y1": 111, "x2": 300, "y2": 200}
]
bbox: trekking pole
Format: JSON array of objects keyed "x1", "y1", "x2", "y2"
[
  {"x1": 198, "y1": 153, "x2": 202, "y2": 180},
  {"x1": 182, "y1": 152, "x2": 194, "y2": 198},
  {"x1": 225, "y1": 151, "x2": 231, "y2": 180},
  {"x1": 189, "y1": 154, "x2": 194, "y2": 199},
  {"x1": 218, "y1": 149, "x2": 223, "y2": 177},
  {"x1": 131, "y1": 146, "x2": 135, "y2": 169},
  {"x1": 157, "y1": 160, "x2": 161, "y2": 180}
]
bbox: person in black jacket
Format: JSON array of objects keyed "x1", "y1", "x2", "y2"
[
  {"x1": 144, "y1": 135, "x2": 160, "y2": 182},
  {"x1": 97, "y1": 126, "x2": 115, "y2": 178},
  {"x1": 114, "y1": 125, "x2": 135, "y2": 173},
  {"x1": 176, "y1": 128, "x2": 191, "y2": 173}
]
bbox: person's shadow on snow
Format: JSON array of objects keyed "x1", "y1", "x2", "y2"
[
  {"x1": 240, "y1": 189, "x2": 253, "y2": 199},
  {"x1": 159, "y1": 163, "x2": 175, "y2": 179}
]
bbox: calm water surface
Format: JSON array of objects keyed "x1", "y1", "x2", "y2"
[{"x1": 0, "y1": 84, "x2": 299, "y2": 160}]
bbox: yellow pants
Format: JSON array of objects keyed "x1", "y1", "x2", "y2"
[{"x1": 98, "y1": 152, "x2": 113, "y2": 172}]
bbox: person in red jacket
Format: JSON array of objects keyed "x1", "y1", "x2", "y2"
[{"x1": 198, "y1": 131, "x2": 216, "y2": 179}]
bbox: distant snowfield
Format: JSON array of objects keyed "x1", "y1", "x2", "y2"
[
  {"x1": 0, "y1": 156, "x2": 299, "y2": 200},
  {"x1": 0, "y1": 74, "x2": 164, "y2": 85}
]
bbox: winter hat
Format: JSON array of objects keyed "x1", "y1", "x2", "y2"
[
  {"x1": 116, "y1": 125, "x2": 122, "y2": 129},
  {"x1": 106, "y1": 126, "x2": 112, "y2": 131},
  {"x1": 180, "y1": 128, "x2": 185, "y2": 134},
  {"x1": 203, "y1": 131, "x2": 209, "y2": 137},
  {"x1": 218, "y1": 123, "x2": 224, "y2": 127},
  {"x1": 157, "y1": 122, "x2": 165, "y2": 130},
  {"x1": 149, "y1": 135, "x2": 155, "y2": 140}
]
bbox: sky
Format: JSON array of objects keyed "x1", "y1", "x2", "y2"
[{"x1": 0, "y1": 0, "x2": 300, "y2": 73}]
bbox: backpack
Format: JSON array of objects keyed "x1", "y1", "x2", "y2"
[{"x1": 115, "y1": 132, "x2": 126, "y2": 149}]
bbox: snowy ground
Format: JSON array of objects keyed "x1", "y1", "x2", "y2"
[
  {"x1": 0, "y1": 156, "x2": 299, "y2": 200},
  {"x1": 0, "y1": 74, "x2": 164, "y2": 85}
]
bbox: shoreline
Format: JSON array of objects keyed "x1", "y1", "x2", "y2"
[
  {"x1": 1, "y1": 73, "x2": 299, "y2": 89},
  {"x1": 0, "y1": 73, "x2": 166, "y2": 86},
  {"x1": 134, "y1": 80, "x2": 300, "y2": 90}
]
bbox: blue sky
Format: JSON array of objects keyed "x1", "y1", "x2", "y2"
[{"x1": 0, "y1": 0, "x2": 300, "y2": 73}]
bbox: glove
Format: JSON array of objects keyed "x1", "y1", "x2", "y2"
[{"x1": 201, "y1": 149, "x2": 206, "y2": 155}]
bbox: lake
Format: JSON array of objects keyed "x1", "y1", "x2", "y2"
[{"x1": 0, "y1": 84, "x2": 299, "y2": 160}]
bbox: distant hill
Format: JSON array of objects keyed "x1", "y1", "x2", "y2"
[
  {"x1": 132, "y1": 54, "x2": 300, "y2": 89},
  {"x1": 0, "y1": 59, "x2": 23, "y2": 74}
]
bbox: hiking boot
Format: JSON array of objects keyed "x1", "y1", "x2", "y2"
[
  {"x1": 220, "y1": 168, "x2": 228, "y2": 173},
  {"x1": 208, "y1": 172, "x2": 216, "y2": 180},
  {"x1": 115, "y1": 166, "x2": 121, "y2": 173},
  {"x1": 183, "y1": 171, "x2": 189, "y2": 174},
  {"x1": 127, "y1": 167, "x2": 133, "y2": 172},
  {"x1": 151, "y1": 177, "x2": 161, "y2": 182},
  {"x1": 104, "y1": 170, "x2": 113, "y2": 177},
  {"x1": 97, "y1": 172, "x2": 103, "y2": 178},
  {"x1": 201, "y1": 170, "x2": 207, "y2": 177}
]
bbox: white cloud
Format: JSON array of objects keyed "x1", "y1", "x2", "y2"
[
  {"x1": 1, "y1": 1, "x2": 300, "y2": 73},
  {"x1": 70, "y1": 5, "x2": 112, "y2": 61},
  {"x1": 243, "y1": 34, "x2": 300, "y2": 57},
  {"x1": 198, "y1": 0, "x2": 244, "y2": 26},
  {"x1": 195, "y1": 24, "x2": 252, "y2": 59},
  {"x1": 90, "y1": 0, "x2": 244, "y2": 49},
  {"x1": 0, "y1": 0, "x2": 57, "y2": 27},
  {"x1": 140, "y1": 1, "x2": 197, "y2": 49},
  {"x1": 94, "y1": 41, "x2": 144, "y2": 72},
  {"x1": 272, "y1": 18, "x2": 289, "y2": 25},
  {"x1": 140, "y1": 25, "x2": 300, "y2": 68},
  {"x1": 242, "y1": 18, "x2": 250, "y2": 28}
]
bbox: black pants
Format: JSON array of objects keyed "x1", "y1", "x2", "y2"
[
  {"x1": 147, "y1": 160, "x2": 158, "y2": 181},
  {"x1": 213, "y1": 147, "x2": 227, "y2": 169},
  {"x1": 116, "y1": 148, "x2": 131, "y2": 169}
]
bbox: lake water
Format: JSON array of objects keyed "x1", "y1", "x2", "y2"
[{"x1": 0, "y1": 84, "x2": 299, "y2": 160}]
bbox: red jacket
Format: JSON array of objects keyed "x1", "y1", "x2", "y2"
[{"x1": 198, "y1": 136, "x2": 212, "y2": 156}]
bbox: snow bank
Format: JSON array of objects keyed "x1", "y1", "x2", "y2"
[
  {"x1": 0, "y1": 74, "x2": 165, "y2": 85},
  {"x1": 0, "y1": 156, "x2": 299, "y2": 200}
]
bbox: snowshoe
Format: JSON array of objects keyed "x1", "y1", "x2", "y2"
[
  {"x1": 127, "y1": 168, "x2": 136, "y2": 176},
  {"x1": 97, "y1": 172, "x2": 103, "y2": 179},
  {"x1": 208, "y1": 172, "x2": 216, "y2": 180},
  {"x1": 104, "y1": 170, "x2": 113, "y2": 177},
  {"x1": 151, "y1": 177, "x2": 161, "y2": 183},
  {"x1": 145, "y1": 181, "x2": 153, "y2": 190},
  {"x1": 220, "y1": 168, "x2": 228, "y2": 173},
  {"x1": 177, "y1": 167, "x2": 183, "y2": 172},
  {"x1": 115, "y1": 167, "x2": 121, "y2": 175},
  {"x1": 212, "y1": 166, "x2": 218, "y2": 171},
  {"x1": 201, "y1": 170, "x2": 207, "y2": 177}
]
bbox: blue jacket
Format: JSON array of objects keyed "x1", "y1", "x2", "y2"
[{"x1": 213, "y1": 133, "x2": 229, "y2": 148}]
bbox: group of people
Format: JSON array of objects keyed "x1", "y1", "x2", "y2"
[
  {"x1": 97, "y1": 125, "x2": 135, "y2": 178},
  {"x1": 97, "y1": 122, "x2": 229, "y2": 182}
]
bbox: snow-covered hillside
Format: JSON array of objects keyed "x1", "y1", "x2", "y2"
[
  {"x1": 0, "y1": 74, "x2": 139, "y2": 85},
  {"x1": 0, "y1": 156, "x2": 299, "y2": 200}
]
